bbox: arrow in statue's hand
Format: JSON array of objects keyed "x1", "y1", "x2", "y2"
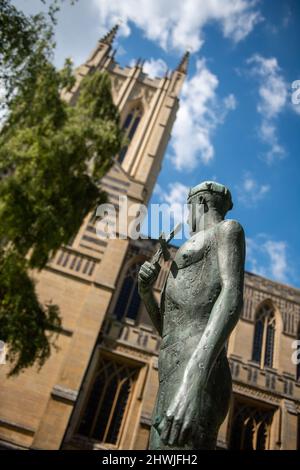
[{"x1": 151, "y1": 223, "x2": 182, "y2": 268}]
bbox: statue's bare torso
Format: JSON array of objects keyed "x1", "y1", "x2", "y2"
[{"x1": 163, "y1": 226, "x2": 221, "y2": 339}]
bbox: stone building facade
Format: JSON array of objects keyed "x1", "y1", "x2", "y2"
[
  {"x1": 62, "y1": 239, "x2": 300, "y2": 451},
  {"x1": 0, "y1": 26, "x2": 300, "y2": 451}
]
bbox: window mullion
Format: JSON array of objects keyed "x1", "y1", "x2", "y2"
[
  {"x1": 124, "y1": 275, "x2": 135, "y2": 319},
  {"x1": 103, "y1": 376, "x2": 124, "y2": 443},
  {"x1": 261, "y1": 316, "x2": 267, "y2": 368},
  {"x1": 90, "y1": 371, "x2": 114, "y2": 438}
]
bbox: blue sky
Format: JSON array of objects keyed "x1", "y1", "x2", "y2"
[{"x1": 13, "y1": 0, "x2": 300, "y2": 288}]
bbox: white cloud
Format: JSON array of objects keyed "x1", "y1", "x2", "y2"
[
  {"x1": 154, "y1": 182, "x2": 189, "y2": 225},
  {"x1": 223, "y1": 93, "x2": 237, "y2": 110},
  {"x1": 147, "y1": 181, "x2": 190, "y2": 239},
  {"x1": 247, "y1": 235, "x2": 289, "y2": 283},
  {"x1": 259, "y1": 121, "x2": 286, "y2": 162},
  {"x1": 247, "y1": 54, "x2": 288, "y2": 163},
  {"x1": 291, "y1": 80, "x2": 300, "y2": 115},
  {"x1": 143, "y1": 58, "x2": 168, "y2": 78},
  {"x1": 115, "y1": 44, "x2": 127, "y2": 57},
  {"x1": 93, "y1": 0, "x2": 261, "y2": 52},
  {"x1": 264, "y1": 240, "x2": 289, "y2": 282},
  {"x1": 282, "y1": 7, "x2": 292, "y2": 29},
  {"x1": 292, "y1": 102, "x2": 300, "y2": 116},
  {"x1": 237, "y1": 172, "x2": 270, "y2": 206},
  {"x1": 170, "y1": 59, "x2": 236, "y2": 170},
  {"x1": 248, "y1": 55, "x2": 287, "y2": 119},
  {"x1": 92, "y1": 1, "x2": 258, "y2": 172},
  {"x1": 129, "y1": 57, "x2": 168, "y2": 78}
]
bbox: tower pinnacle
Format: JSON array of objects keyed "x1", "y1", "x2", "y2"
[
  {"x1": 176, "y1": 50, "x2": 190, "y2": 74},
  {"x1": 99, "y1": 24, "x2": 119, "y2": 46}
]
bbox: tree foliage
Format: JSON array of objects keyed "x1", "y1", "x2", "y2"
[{"x1": 0, "y1": 1, "x2": 122, "y2": 374}]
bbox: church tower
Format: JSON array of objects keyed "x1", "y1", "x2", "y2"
[{"x1": 0, "y1": 26, "x2": 188, "y2": 450}]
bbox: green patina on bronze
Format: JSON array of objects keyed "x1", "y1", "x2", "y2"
[{"x1": 138, "y1": 181, "x2": 245, "y2": 450}]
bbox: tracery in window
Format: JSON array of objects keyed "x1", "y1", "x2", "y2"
[
  {"x1": 230, "y1": 401, "x2": 274, "y2": 450},
  {"x1": 118, "y1": 105, "x2": 143, "y2": 163},
  {"x1": 78, "y1": 355, "x2": 138, "y2": 445},
  {"x1": 114, "y1": 263, "x2": 142, "y2": 322},
  {"x1": 252, "y1": 303, "x2": 276, "y2": 368}
]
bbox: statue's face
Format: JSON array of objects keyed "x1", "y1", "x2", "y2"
[{"x1": 187, "y1": 195, "x2": 206, "y2": 233}]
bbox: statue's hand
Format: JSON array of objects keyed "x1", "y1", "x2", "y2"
[
  {"x1": 156, "y1": 380, "x2": 200, "y2": 447},
  {"x1": 138, "y1": 261, "x2": 160, "y2": 294}
]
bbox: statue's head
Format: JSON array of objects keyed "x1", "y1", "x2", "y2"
[{"x1": 187, "y1": 181, "x2": 233, "y2": 232}]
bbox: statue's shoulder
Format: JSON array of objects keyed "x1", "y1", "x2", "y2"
[{"x1": 217, "y1": 219, "x2": 245, "y2": 239}]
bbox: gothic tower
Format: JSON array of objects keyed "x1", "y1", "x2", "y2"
[{"x1": 0, "y1": 26, "x2": 188, "y2": 450}]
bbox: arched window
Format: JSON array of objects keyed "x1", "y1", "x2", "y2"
[
  {"x1": 114, "y1": 263, "x2": 142, "y2": 322},
  {"x1": 252, "y1": 304, "x2": 276, "y2": 368},
  {"x1": 118, "y1": 105, "x2": 143, "y2": 163},
  {"x1": 78, "y1": 355, "x2": 139, "y2": 445},
  {"x1": 230, "y1": 401, "x2": 274, "y2": 450}
]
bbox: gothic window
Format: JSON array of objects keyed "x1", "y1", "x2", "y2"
[
  {"x1": 252, "y1": 304, "x2": 276, "y2": 368},
  {"x1": 229, "y1": 400, "x2": 274, "y2": 450},
  {"x1": 118, "y1": 105, "x2": 143, "y2": 163},
  {"x1": 114, "y1": 263, "x2": 142, "y2": 322},
  {"x1": 78, "y1": 355, "x2": 139, "y2": 445}
]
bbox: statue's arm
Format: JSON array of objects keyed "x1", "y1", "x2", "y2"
[
  {"x1": 184, "y1": 219, "x2": 245, "y2": 387},
  {"x1": 138, "y1": 261, "x2": 163, "y2": 336}
]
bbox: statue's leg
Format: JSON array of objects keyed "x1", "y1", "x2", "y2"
[
  {"x1": 191, "y1": 354, "x2": 232, "y2": 450},
  {"x1": 149, "y1": 424, "x2": 218, "y2": 450},
  {"x1": 148, "y1": 356, "x2": 230, "y2": 450},
  {"x1": 148, "y1": 390, "x2": 164, "y2": 450},
  {"x1": 149, "y1": 394, "x2": 219, "y2": 451},
  {"x1": 149, "y1": 423, "x2": 161, "y2": 450},
  {"x1": 192, "y1": 422, "x2": 219, "y2": 450}
]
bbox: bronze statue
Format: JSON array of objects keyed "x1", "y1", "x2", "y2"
[{"x1": 138, "y1": 181, "x2": 245, "y2": 450}]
